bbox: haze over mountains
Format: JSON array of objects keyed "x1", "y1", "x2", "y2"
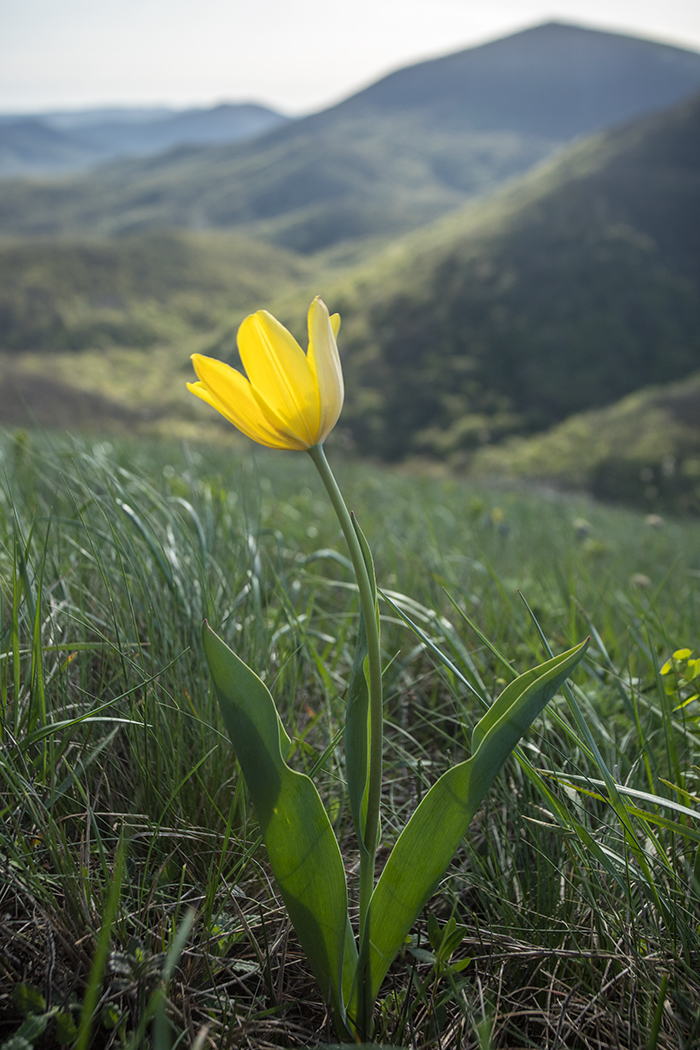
[
  {"x1": 0, "y1": 103, "x2": 290, "y2": 177},
  {"x1": 2, "y1": 22, "x2": 700, "y2": 251}
]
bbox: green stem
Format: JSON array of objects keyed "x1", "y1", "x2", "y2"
[{"x1": 308, "y1": 443, "x2": 382, "y2": 1033}]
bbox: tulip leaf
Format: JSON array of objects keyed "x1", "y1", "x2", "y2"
[
  {"x1": 364, "y1": 638, "x2": 589, "y2": 1003},
  {"x1": 203, "y1": 622, "x2": 356, "y2": 1034}
]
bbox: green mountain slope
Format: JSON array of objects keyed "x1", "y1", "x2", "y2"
[
  {"x1": 2, "y1": 23, "x2": 700, "y2": 251},
  {"x1": 312, "y1": 92, "x2": 700, "y2": 460},
  {"x1": 0, "y1": 228, "x2": 319, "y2": 436},
  {"x1": 470, "y1": 372, "x2": 700, "y2": 515},
  {"x1": 0, "y1": 229, "x2": 311, "y2": 352},
  {"x1": 0, "y1": 113, "x2": 556, "y2": 250}
]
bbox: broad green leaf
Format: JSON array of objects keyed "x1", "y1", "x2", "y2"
[
  {"x1": 203, "y1": 623, "x2": 355, "y2": 1033},
  {"x1": 13, "y1": 1012, "x2": 51, "y2": 1043},
  {"x1": 363, "y1": 638, "x2": 589, "y2": 1003}
]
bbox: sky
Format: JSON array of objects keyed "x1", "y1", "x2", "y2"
[{"x1": 1, "y1": 0, "x2": 700, "y2": 116}]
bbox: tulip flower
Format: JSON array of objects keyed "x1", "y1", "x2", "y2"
[
  {"x1": 193, "y1": 294, "x2": 590, "y2": 1041},
  {"x1": 187, "y1": 296, "x2": 343, "y2": 450}
]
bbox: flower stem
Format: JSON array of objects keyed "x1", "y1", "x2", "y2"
[{"x1": 307, "y1": 445, "x2": 383, "y2": 922}]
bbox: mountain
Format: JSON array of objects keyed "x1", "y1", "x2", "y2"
[
  {"x1": 294, "y1": 90, "x2": 700, "y2": 461},
  {"x1": 0, "y1": 119, "x2": 92, "y2": 176},
  {"x1": 39, "y1": 107, "x2": 175, "y2": 129},
  {"x1": 329, "y1": 19, "x2": 700, "y2": 136},
  {"x1": 0, "y1": 103, "x2": 290, "y2": 176},
  {"x1": 2, "y1": 23, "x2": 700, "y2": 249},
  {"x1": 74, "y1": 104, "x2": 290, "y2": 157}
]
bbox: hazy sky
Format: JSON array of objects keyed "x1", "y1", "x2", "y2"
[{"x1": 1, "y1": 0, "x2": 700, "y2": 115}]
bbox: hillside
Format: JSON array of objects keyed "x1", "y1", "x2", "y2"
[
  {"x1": 303, "y1": 92, "x2": 700, "y2": 461},
  {"x1": 0, "y1": 229, "x2": 312, "y2": 353},
  {"x1": 332, "y1": 20, "x2": 700, "y2": 136},
  {"x1": 470, "y1": 372, "x2": 700, "y2": 514},
  {"x1": 2, "y1": 23, "x2": 700, "y2": 250}
]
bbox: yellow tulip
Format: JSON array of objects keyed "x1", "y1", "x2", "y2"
[{"x1": 187, "y1": 296, "x2": 343, "y2": 450}]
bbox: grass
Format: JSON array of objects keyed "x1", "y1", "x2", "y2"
[{"x1": 1, "y1": 429, "x2": 700, "y2": 1049}]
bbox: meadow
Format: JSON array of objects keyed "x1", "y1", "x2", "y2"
[{"x1": 1, "y1": 429, "x2": 700, "y2": 1049}]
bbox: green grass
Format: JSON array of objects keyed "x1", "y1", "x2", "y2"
[{"x1": 1, "y1": 430, "x2": 700, "y2": 1048}]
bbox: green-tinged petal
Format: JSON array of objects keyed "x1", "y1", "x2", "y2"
[
  {"x1": 238, "y1": 310, "x2": 321, "y2": 446},
  {"x1": 307, "y1": 297, "x2": 344, "y2": 443},
  {"x1": 188, "y1": 357, "x2": 306, "y2": 449}
]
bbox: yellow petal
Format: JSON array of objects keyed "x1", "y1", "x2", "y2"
[
  {"x1": 188, "y1": 356, "x2": 307, "y2": 450},
  {"x1": 237, "y1": 310, "x2": 321, "y2": 446},
  {"x1": 307, "y1": 297, "x2": 344, "y2": 443}
]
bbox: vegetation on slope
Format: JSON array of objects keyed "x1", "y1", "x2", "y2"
[
  {"x1": 0, "y1": 115, "x2": 556, "y2": 249},
  {"x1": 0, "y1": 85, "x2": 699, "y2": 516},
  {"x1": 0, "y1": 229, "x2": 311, "y2": 352}
]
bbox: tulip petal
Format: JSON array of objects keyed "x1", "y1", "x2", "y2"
[
  {"x1": 186, "y1": 299, "x2": 344, "y2": 451},
  {"x1": 307, "y1": 298, "x2": 344, "y2": 443},
  {"x1": 238, "y1": 311, "x2": 321, "y2": 446},
  {"x1": 188, "y1": 356, "x2": 308, "y2": 450}
]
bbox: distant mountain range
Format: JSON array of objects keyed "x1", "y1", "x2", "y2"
[
  {"x1": 0, "y1": 103, "x2": 290, "y2": 176},
  {"x1": 2, "y1": 23, "x2": 700, "y2": 250}
]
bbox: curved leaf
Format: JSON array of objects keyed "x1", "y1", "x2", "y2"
[
  {"x1": 364, "y1": 637, "x2": 589, "y2": 1003},
  {"x1": 203, "y1": 622, "x2": 355, "y2": 1033}
]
